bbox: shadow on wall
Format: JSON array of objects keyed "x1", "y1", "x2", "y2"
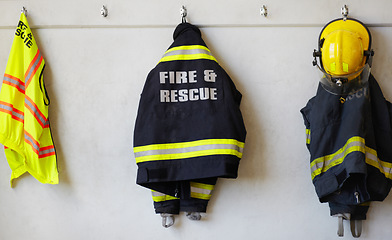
[
  {"x1": 33, "y1": 33, "x2": 71, "y2": 187},
  {"x1": 202, "y1": 29, "x2": 267, "y2": 183}
]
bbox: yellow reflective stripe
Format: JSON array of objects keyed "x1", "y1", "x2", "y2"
[
  {"x1": 190, "y1": 182, "x2": 214, "y2": 200},
  {"x1": 191, "y1": 192, "x2": 211, "y2": 200},
  {"x1": 306, "y1": 129, "x2": 311, "y2": 144},
  {"x1": 160, "y1": 54, "x2": 217, "y2": 63},
  {"x1": 165, "y1": 45, "x2": 211, "y2": 53},
  {"x1": 158, "y1": 45, "x2": 217, "y2": 63},
  {"x1": 365, "y1": 146, "x2": 392, "y2": 180},
  {"x1": 136, "y1": 149, "x2": 242, "y2": 163},
  {"x1": 311, "y1": 136, "x2": 365, "y2": 180},
  {"x1": 134, "y1": 139, "x2": 244, "y2": 153},
  {"x1": 151, "y1": 190, "x2": 178, "y2": 202},
  {"x1": 310, "y1": 136, "x2": 392, "y2": 180},
  {"x1": 190, "y1": 182, "x2": 214, "y2": 190}
]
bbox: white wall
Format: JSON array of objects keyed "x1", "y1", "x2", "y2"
[{"x1": 1, "y1": 1, "x2": 392, "y2": 239}]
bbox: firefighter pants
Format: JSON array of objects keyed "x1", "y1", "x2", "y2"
[{"x1": 152, "y1": 178, "x2": 217, "y2": 214}]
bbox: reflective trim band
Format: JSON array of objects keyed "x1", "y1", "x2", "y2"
[
  {"x1": 0, "y1": 101, "x2": 24, "y2": 123},
  {"x1": 25, "y1": 50, "x2": 43, "y2": 88},
  {"x1": 24, "y1": 95, "x2": 47, "y2": 128},
  {"x1": 39, "y1": 145, "x2": 56, "y2": 158},
  {"x1": 134, "y1": 139, "x2": 244, "y2": 163},
  {"x1": 24, "y1": 130, "x2": 40, "y2": 154},
  {"x1": 306, "y1": 129, "x2": 311, "y2": 144},
  {"x1": 159, "y1": 45, "x2": 217, "y2": 63},
  {"x1": 190, "y1": 182, "x2": 214, "y2": 200},
  {"x1": 151, "y1": 190, "x2": 179, "y2": 202},
  {"x1": 3, "y1": 74, "x2": 25, "y2": 94},
  {"x1": 365, "y1": 146, "x2": 392, "y2": 180},
  {"x1": 310, "y1": 136, "x2": 392, "y2": 180}
]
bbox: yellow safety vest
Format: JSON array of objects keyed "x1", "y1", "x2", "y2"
[{"x1": 0, "y1": 13, "x2": 58, "y2": 187}]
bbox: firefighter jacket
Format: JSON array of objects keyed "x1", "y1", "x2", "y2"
[
  {"x1": 0, "y1": 13, "x2": 58, "y2": 187},
  {"x1": 301, "y1": 74, "x2": 392, "y2": 219},
  {"x1": 133, "y1": 23, "x2": 246, "y2": 210}
]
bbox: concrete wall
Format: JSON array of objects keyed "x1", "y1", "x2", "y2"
[{"x1": 1, "y1": 0, "x2": 392, "y2": 239}]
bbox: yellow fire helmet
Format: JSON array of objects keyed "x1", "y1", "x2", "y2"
[{"x1": 312, "y1": 18, "x2": 374, "y2": 95}]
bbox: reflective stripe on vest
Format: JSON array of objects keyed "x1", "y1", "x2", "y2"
[
  {"x1": 190, "y1": 182, "x2": 214, "y2": 200},
  {"x1": 159, "y1": 45, "x2": 217, "y2": 63},
  {"x1": 134, "y1": 139, "x2": 244, "y2": 163},
  {"x1": 310, "y1": 136, "x2": 392, "y2": 180}
]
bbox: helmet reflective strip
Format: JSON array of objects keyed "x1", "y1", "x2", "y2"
[
  {"x1": 159, "y1": 45, "x2": 217, "y2": 63},
  {"x1": 343, "y1": 63, "x2": 349, "y2": 72},
  {"x1": 310, "y1": 136, "x2": 392, "y2": 180},
  {"x1": 134, "y1": 139, "x2": 244, "y2": 163}
]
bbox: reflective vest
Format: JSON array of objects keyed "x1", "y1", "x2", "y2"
[
  {"x1": 300, "y1": 75, "x2": 392, "y2": 219},
  {"x1": 134, "y1": 23, "x2": 246, "y2": 199},
  {"x1": 0, "y1": 13, "x2": 58, "y2": 187}
]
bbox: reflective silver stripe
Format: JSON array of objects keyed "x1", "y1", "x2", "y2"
[
  {"x1": 162, "y1": 49, "x2": 213, "y2": 58},
  {"x1": 24, "y1": 133, "x2": 39, "y2": 152},
  {"x1": 0, "y1": 104, "x2": 24, "y2": 120},
  {"x1": 306, "y1": 129, "x2": 310, "y2": 144},
  {"x1": 25, "y1": 52, "x2": 42, "y2": 85},
  {"x1": 39, "y1": 148, "x2": 55, "y2": 156},
  {"x1": 191, "y1": 186, "x2": 212, "y2": 196},
  {"x1": 310, "y1": 140, "x2": 364, "y2": 174},
  {"x1": 3, "y1": 76, "x2": 25, "y2": 92},
  {"x1": 134, "y1": 144, "x2": 244, "y2": 159},
  {"x1": 365, "y1": 149, "x2": 392, "y2": 178},
  {"x1": 152, "y1": 191, "x2": 165, "y2": 197},
  {"x1": 25, "y1": 97, "x2": 47, "y2": 125}
]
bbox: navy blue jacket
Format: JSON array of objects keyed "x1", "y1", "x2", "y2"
[
  {"x1": 134, "y1": 23, "x2": 246, "y2": 196},
  {"x1": 301, "y1": 75, "x2": 392, "y2": 218}
]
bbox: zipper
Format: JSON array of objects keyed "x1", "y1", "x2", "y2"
[{"x1": 354, "y1": 192, "x2": 360, "y2": 204}]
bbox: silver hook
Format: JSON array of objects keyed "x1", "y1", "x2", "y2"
[
  {"x1": 341, "y1": 5, "x2": 349, "y2": 21},
  {"x1": 101, "y1": 5, "x2": 108, "y2": 17},
  {"x1": 21, "y1": 6, "x2": 27, "y2": 16},
  {"x1": 260, "y1": 5, "x2": 268, "y2": 17},
  {"x1": 180, "y1": 5, "x2": 187, "y2": 23}
]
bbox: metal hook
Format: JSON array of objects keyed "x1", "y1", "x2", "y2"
[
  {"x1": 260, "y1": 5, "x2": 268, "y2": 17},
  {"x1": 180, "y1": 5, "x2": 187, "y2": 23},
  {"x1": 21, "y1": 6, "x2": 27, "y2": 16},
  {"x1": 341, "y1": 5, "x2": 349, "y2": 21},
  {"x1": 101, "y1": 5, "x2": 108, "y2": 17}
]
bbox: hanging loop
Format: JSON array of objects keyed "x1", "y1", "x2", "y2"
[
  {"x1": 341, "y1": 5, "x2": 349, "y2": 21},
  {"x1": 180, "y1": 5, "x2": 187, "y2": 23}
]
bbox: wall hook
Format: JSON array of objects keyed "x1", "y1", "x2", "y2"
[
  {"x1": 101, "y1": 5, "x2": 108, "y2": 17},
  {"x1": 21, "y1": 6, "x2": 27, "y2": 16},
  {"x1": 260, "y1": 5, "x2": 267, "y2": 17},
  {"x1": 180, "y1": 5, "x2": 187, "y2": 23},
  {"x1": 341, "y1": 5, "x2": 349, "y2": 21}
]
